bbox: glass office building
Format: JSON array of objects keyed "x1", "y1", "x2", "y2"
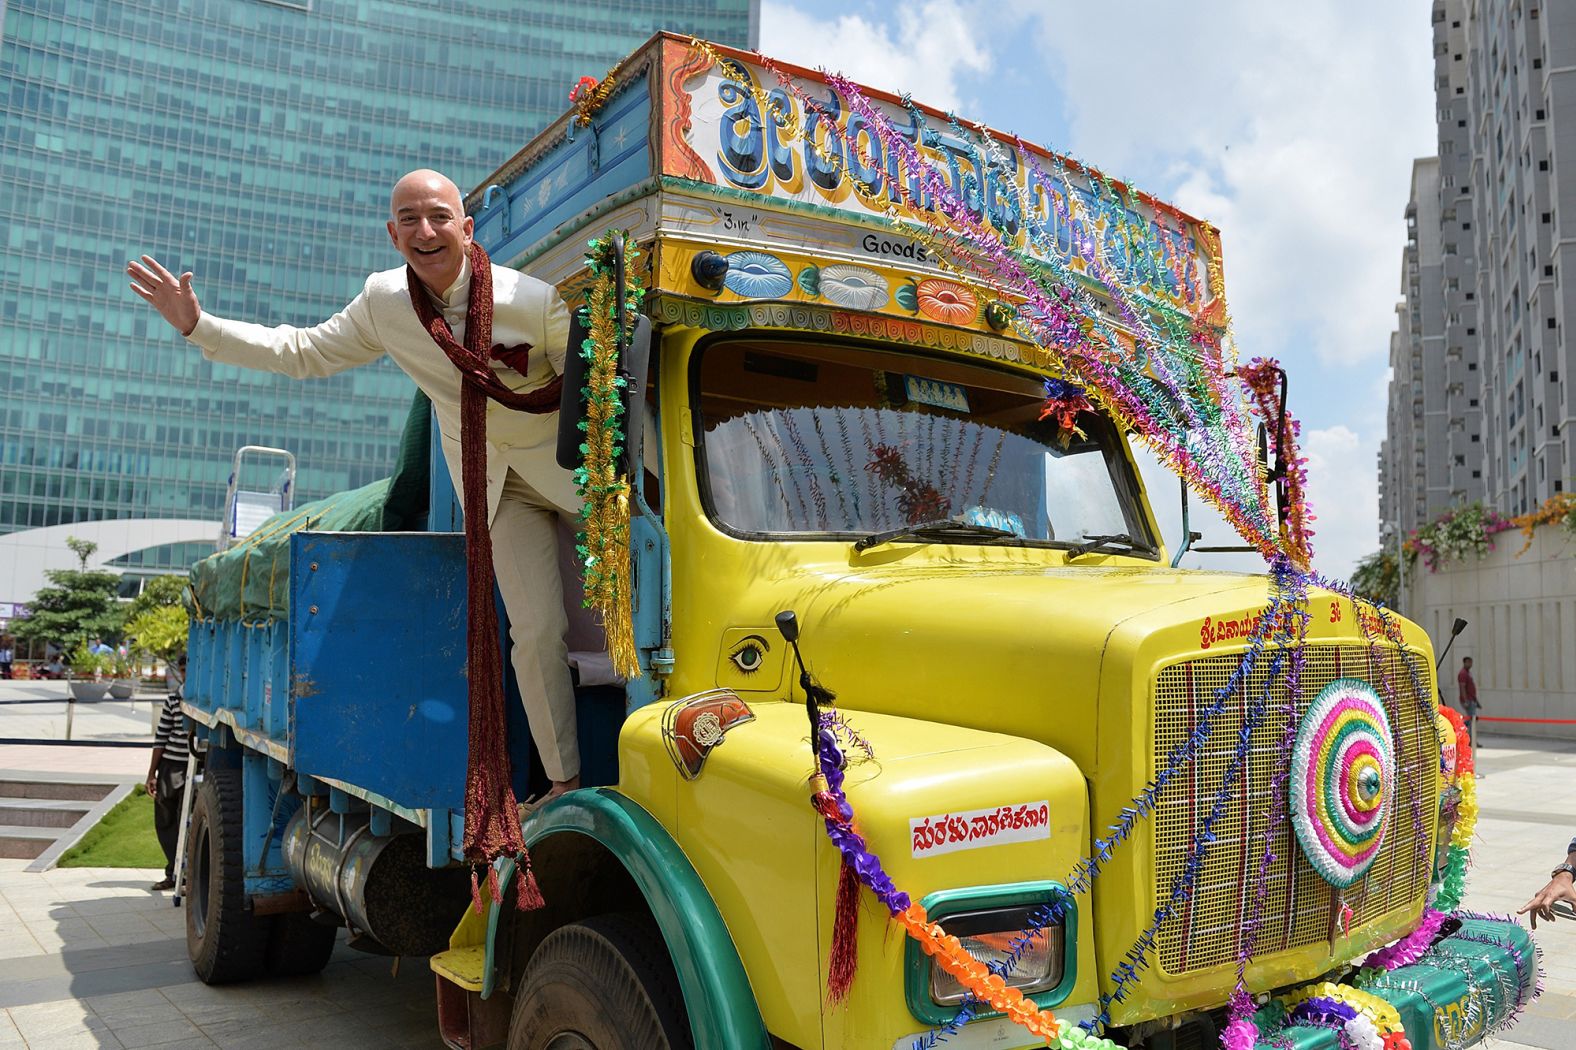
[{"x1": 0, "y1": 0, "x2": 757, "y2": 589}]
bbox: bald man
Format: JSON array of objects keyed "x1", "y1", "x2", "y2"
[{"x1": 128, "y1": 170, "x2": 583, "y2": 803}]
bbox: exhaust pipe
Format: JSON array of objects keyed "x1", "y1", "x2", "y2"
[{"x1": 283, "y1": 802, "x2": 471, "y2": 956}]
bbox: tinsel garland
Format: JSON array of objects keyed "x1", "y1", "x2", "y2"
[
  {"x1": 568, "y1": 55, "x2": 628, "y2": 129},
  {"x1": 575, "y1": 235, "x2": 642, "y2": 679},
  {"x1": 1222, "y1": 578, "x2": 1312, "y2": 1050},
  {"x1": 677, "y1": 41, "x2": 1501, "y2": 1050},
  {"x1": 808, "y1": 714, "x2": 1061, "y2": 1038},
  {"x1": 1040, "y1": 378, "x2": 1093, "y2": 447},
  {"x1": 688, "y1": 39, "x2": 1300, "y2": 568},
  {"x1": 915, "y1": 562, "x2": 1304, "y2": 1047},
  {"x1": 1359, "y1": 908, "x2": 1449, "y2": 970}
]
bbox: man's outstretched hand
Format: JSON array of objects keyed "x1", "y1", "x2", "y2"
[
  {"x1": 127, "y1": 255, "x2": 200, "y2": 336},
  {"x1": 1517, "y1": 872, "x2": 1576, "y2": 929}
]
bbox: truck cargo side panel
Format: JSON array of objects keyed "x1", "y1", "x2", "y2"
[{"x1": 290, "y1": 532, "x2": 469, "y2": 812}]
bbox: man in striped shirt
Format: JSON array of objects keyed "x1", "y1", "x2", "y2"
[{"x1": 146, "y1": 655, "x2": 189, "y2": 892}]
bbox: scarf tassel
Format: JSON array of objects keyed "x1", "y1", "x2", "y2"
[
  {"x1": 827, "y1": 857, "x2": 861, "y2": 1004},
  {"x1": 517, "y1": 852, "x2": 546, "y2": 912}
]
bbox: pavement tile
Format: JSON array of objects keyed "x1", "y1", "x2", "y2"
[
  {"x1": 0, "y1": 1013, "x2": 22, "y2": 1049},
  {"x1": 85, "y1": 990, "x2": 185, "y2": 1028},
  {"x1": 192, "y1": 1017, "x2": 300, "y2": 1050},
  {"x1": 162, "y1": 998, "x2": 264, "y2": 1030},
  {"x1": 111, "y1": 1018, "x2": 208, "y2": 1049},
  {"x1": 9, "y1": 1000, "x2": 116, "y2": 1043}
]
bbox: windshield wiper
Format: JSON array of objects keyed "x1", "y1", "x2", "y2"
[
  {"x1": 1064, "y1": 533, "x2": 1156, "y2": 560},
  {"x1": 854, "y1": 518, "x2": 1018, "y2": 552}
]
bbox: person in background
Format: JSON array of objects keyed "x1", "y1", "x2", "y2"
[
  {"x1": 89, "y1": 637, "x2": 114, "y2": 658},
  {"x1": 147, "y1": 654, "x2": 189, "y2": 892},
  {"x1": 1457, "y1": 656, "x2": 1482, "y2": 744},
  {"x1": 1518, "y1": 836, "x2": 1576, "y2": 929},
  {"x1": 0, "y1": 637, "x2": 13, "y2": 679}
]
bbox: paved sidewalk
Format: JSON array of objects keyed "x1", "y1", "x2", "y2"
[{"x1": 0, "y1": 862, "x2": 439, "y2": 1048}]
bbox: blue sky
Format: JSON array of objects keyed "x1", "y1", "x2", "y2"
[{"x1": 758, "y1": 0, "x2": 1437, "y2": 578}]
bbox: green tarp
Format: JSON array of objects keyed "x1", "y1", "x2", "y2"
[{"x1": 188, "y1": 389, "x2": 431, "y2": 624}]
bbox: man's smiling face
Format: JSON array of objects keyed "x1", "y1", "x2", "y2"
[{"x1": 387, "y1": 170, "x2": 474, "y2": 295}]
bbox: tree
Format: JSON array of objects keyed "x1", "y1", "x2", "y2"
[
  {"x1": 124, "y1": 605, "x2": 188, "y2": 662},
  {"x1": 1349, "y1": 549, "x2": 1399, "y2": 611},
  {"x1": 10, "y1": 536, "x2": 125, "y2": 650},
  {"x1": 126, "y1": 573, "x2": 188, "y2": 622}
]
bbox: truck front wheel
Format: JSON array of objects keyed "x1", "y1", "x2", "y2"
[
  {"x1": 508, "y1": 913, "x2": 692, "y2": 1050},
  {"x1": 185, "y1": 767, "x2": 271, "y2": 983}
]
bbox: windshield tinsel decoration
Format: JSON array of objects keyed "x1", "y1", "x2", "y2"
[
  {"x1": 684, "y1": 40, "x2": 1519, "y2": 1050},
  {"x1": 1040, "y1": 378, "x2": 1093, "y2": 448},
  {"x1": 575, "y1": 233, "x2": 641, "y2": 680}
]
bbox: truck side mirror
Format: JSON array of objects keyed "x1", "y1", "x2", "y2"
[{"x1": 555, "y1": 310, "x2": 652, "y2": 486}]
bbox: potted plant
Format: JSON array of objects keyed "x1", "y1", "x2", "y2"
[
  {"x1": 66, "y1": 645, "x2": 111, "y2": 702},
  {"x1": 108, "y1": 650, "x2": 137, "y2": 699}
]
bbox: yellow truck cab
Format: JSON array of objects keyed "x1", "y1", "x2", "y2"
[{"x1": 181, "y1": 32, "x2": 1534, "y2": 1050}]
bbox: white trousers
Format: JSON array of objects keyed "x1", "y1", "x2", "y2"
[{"x1": 490, "y1": 469, "x2": 580, "y2": 783}]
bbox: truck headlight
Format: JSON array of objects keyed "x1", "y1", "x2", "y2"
[{"x1": 927, "y1": 904, "x2": 1064, "y2": 1005}]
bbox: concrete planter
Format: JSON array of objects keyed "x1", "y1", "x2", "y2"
[
  {"x1": 107, "y1": 679, "x2": 137, "y2": 699},
  {"x1": 67, "y1": 680, "x2": 111, "y2": 702}
]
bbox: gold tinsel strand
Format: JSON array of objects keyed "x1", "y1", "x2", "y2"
[{"x1": 577, "y1": 238, "x2": 640, "y2": 680}]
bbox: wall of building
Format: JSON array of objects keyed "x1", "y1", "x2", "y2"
[
  {"x1": 1463, "y1": 0, "x2": 1573, "y2": 514},
  {"x1": 1404, "y1": 521, "x2": 1576, "y2": 740},
  {"x1": 0, "y1": 0, "x2": 757, "y2": 608}
]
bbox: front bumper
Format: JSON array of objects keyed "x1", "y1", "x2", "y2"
[{"x1": 1248, "y1": 916, "x2": 1537, "y2": 1050}]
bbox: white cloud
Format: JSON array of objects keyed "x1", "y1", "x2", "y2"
[
  {"x1": 757, "y1": 0, "x2": 991, "y2": 112},
  {"x1": 1015, "y1": 0, "x2": 1435, "y2": 373},
  {"x1": 1301, "y1": 425, "x2": 1380, "y2": 580}
]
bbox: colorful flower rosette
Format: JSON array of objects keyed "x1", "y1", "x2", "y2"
[{"x1": 1289, "y1": 678, "x2": 1396, "y2": 888}]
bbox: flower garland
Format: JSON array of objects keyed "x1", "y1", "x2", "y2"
[
  {"x1": 808, "y1": 714, "x2": 1061, "y2": 1038},
  {"x1": 1432, "y1": 705, "x2": 1477, "y2": 911},
  {"x1": 1407, "y1": 493, "x2": 1576, "y2": 569},
  {"x1": 574, "y1": 234, "x2": 641, "y2": 680}
]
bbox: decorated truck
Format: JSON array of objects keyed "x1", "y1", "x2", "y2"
[{"x1": 178, "y1": 33, "x2": 1534, "y2": 1050}]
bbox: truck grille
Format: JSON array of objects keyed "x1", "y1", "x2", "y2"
[{"x1": 1152, "y1": 644, "x2": 1436, "y2": 976}]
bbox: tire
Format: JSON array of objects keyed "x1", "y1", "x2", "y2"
[
  {"x1": 508, "y1": 914, "x2": 692, "y2": 1050},
  {"x1": 185, "y1": 768, "x2": 272, "y2": 983},
  {"x1": 266, "y1": 911, "x2": 339, "y2": 977}
]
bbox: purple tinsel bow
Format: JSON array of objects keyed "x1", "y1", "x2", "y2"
[
  {"x1": 817, "y1": 724, "x2": 910, "y2": 915},
  {"x1": 1290, "y1": 997, "x2": 1359, "y2": 1027}
]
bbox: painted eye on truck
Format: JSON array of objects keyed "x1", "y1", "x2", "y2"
[{"x1": 728, "y1": 634, "x2": 769, "y2": 675}]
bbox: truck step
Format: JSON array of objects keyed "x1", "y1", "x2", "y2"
[{"x1": 430, "y1": 945, "x2": 486, "y2": 992}]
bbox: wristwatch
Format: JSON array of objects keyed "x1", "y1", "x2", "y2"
[{"x1": 1552, "y1": 862, "x2": 1576, "y2": 880}]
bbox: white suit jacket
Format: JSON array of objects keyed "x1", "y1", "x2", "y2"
[{"x1": 186, "y1": 258, "x2": 578, "y2": 523}]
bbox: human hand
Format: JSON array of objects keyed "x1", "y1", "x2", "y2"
[
  {"x1": 127, "y1": 255, "x2": 201, "y2": 336},
  {"x1": 1517, "y1": 872, "x2": 1576, "y2": 929},
  {"x1": 145, "y1": 772, "x2": 158, "y2": 799}
]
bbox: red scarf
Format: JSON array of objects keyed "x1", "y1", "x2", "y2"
[{"x1": 407, "y1": 241, "x2": 560, "y2": 909}]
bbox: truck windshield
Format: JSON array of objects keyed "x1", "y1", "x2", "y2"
[{"x1": 694, "y1": 337, "x2": 1154, "y2": 550}]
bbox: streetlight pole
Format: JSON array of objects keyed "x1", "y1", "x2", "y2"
[
  {"x1": 1383, "y1": 521, "x2": 1406, "y2": 616},
  {"x1": 1394, "y1": 519, "x2": 1405, "y2": 617}
]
